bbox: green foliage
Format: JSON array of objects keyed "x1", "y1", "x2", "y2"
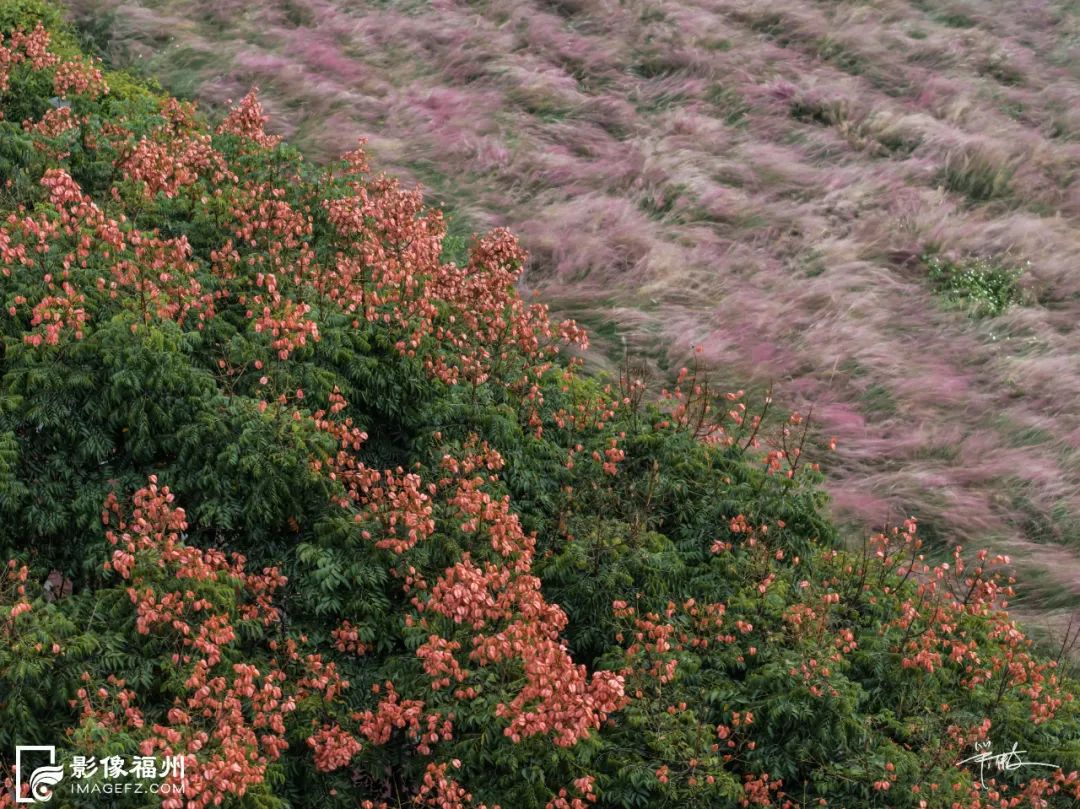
[
  {"x1": 924, "y1": 252, "x2": 1026, "y2": 316},
  {"x1": 0, "y1": 0, "x2": 62, "y2": 34}
]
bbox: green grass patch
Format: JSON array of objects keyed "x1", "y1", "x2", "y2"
[
  {"x1": 816, "y1": 36, "x2": 866, "y2": 75},
  {"x1": 978, "y1": 52, "x2": 1024, "y2": 86},
  {"x1": 506, "y1": 85, "x2": 577, "y2": 122},
  {"x1": 923, "y1": 253, "x2": 1026, "y2": 317},
  {"x1": 705, "y1": 83, "x2": 750, "y2": 126},
  {"x1": 935, "y1": 10, "x2": 977, "y2": 28},
  {"x1": 940, "y1": 145, "x2": 1015, "y2": 202},
  {"x1": 860, "y1": 382, "x2": 898, "y2": 417}
]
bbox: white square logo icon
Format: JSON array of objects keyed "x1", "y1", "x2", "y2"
[{"x1": 14, "y1": 746, "x2": 64, "y2": 804}]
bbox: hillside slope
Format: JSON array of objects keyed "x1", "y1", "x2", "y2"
[
  {"x1": 65, "y1": 0, "x2": 1080, "y2": 627},
  {"x1": 3, "y1": 2, "x2": 1080, "y2": 808}
]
